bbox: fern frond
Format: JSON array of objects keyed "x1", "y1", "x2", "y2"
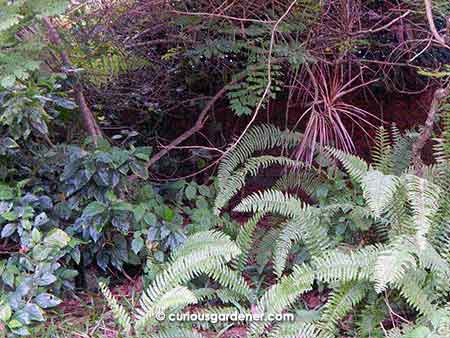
[
  {"x1": 248, "y1": 265, "x2": 315, "y2": 337},
  {"x1": 319, "y1": 281, "x2": 369, "y2": 334},
  {"x1": 394, "y1": 270, "x2": 436, "y2": 318},
  {"x1": 99, "y1": 282, "x2": 132, "y2": 335},
  {"x1": 216, "y1": 124, "x2": 301, "y2": 214},
  {"x1": 268, "y1": 321, "x2": 330, "y2": 338},
  {"x1": 404, "y1": 175, "x2": 440, "y2": 249},
  {"x1": 171, "y1": 230, "x2": 241, "y2": 262},
  {"x1": 273, "y1": 170, "x2": 323, "y2": 196},
  {"x1": 325, "y1": 147, "x2": 369, "y2": 183},
  {"x1": 273, "y1": 209, "x2": 331, "y2": 278},
  {"x1": 152, "y1": 327, "x2": 205, "y2": 338},
  {"x1": 232, "y1": 212, "x2": 265, "y2": 271},
  {"x1": 361, "y1": 169, "x2": 400, "y2": 218},
  {"x1": 135, "y1": 286, "x2": 197, "y2": 331},
  {"x1": 374, "y1": 236, "x2": 417, "y2": 293},
  {"x1": 214, "y1": 156, "x2": 303, "y2": 213},
  {"x1": 234, "y1": 190, "x2": 306, "y2": 218},
  {"x1": 372, "y1": 126, "x2": 393, "y2": 174},
  {"x1": 202, "y1": 263, "x2": 252, "y2": 299},
  {"x1": 312, "y1": 245, "x2": 383, "y2": 283},
  {"x1": 138, "y1": 231, "x2": 241, "y2": 318}
]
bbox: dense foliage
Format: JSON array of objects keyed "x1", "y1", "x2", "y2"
[{"x1": 0, "y1": 0, "x2": 449, "y2": 337}]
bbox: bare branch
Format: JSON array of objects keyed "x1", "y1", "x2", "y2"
[
  {"x1": 42, "y1": 17, "x2": 102, "y2": 142},
  {"x1": 424, "y1": 0, "x2": 448, "y2": 46},
  {"x1": 412, "y1": 82, "x2": 450, "y2": 173}
]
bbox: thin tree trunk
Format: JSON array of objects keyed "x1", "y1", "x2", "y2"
[{"x1": 42, "y1": 17, "x2": 102, "y2": 142}]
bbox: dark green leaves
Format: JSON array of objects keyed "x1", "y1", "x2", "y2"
[
  {"x1": 82, "y1": 201, "x2": 106, "y2": 218},
  {"x1": 0, "y1": 184, "x2": 14, "y2": 200}
]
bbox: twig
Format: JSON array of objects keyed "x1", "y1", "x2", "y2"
[
  {"x1": 170, "y1": 9, "x2": 276, "y2": 24},
  {"x1": 350, "y1": 10, "x2": 411, "y2": 36}
]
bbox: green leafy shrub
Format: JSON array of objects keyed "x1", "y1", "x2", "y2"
[{"x1": 0, "y1": 183, "x2": 77, "y2": 336}]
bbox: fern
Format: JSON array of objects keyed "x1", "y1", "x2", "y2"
[
  {"x1": 268, "y1": 322, "x2": 330, "y2": 338},
  {"x1": 135, "y1": 286, "x2": 198, "y2": 331},
  {"x1": 273, "y1": 170, "x2": 323, "y2": 196},
  {"x1": 393, "y1": 270, "x2": 437, "y2": 318},
  {"x1": 215, "y1": 155, "x2": 303, "y2": 213},
  {"x1": 361, "y1": 169, "x2": 400, "y2": 218},
  {"x1": 273, "y1": 209, "x2": 331, "y2": 278},
  {"x1": 99, "y1": 282, "x2": 132, "y2": 335},
  {"x1": 101, "y1": 230, "x2": 251, "y2": 336},
  {"x1": 234, "y1": 189, "x2": 306, "y2": 218},
  {"x1": 372, "y1": 126, "x2": 394, "y2": 174},
  {"x1": 404, "y1": 175, "x2": 440, "y2": 249},
  {"x1": 152, "y1": 328, "x2": 205, "y2": 338},
  {"x1": 325, "y1": 147, "x2": 369, "y2": 183},
  {"x1": 227, "y1": 63, "x2": 282, "y2": 116},
  {"x1": 248, "y1": 264, "x2": 315, "y2": 337},
  {"x1": 373, "y1": 236, "x2": 417, "y2": 293},
  {"x1": 215, "y1": 124, "x2": 301, "y2": 214},
  {"x1": 319, "y1": 281, "x2": 369, "y2": 334},
  {"x1": 312, "y1": 245, "x2": 384, "y2": 283},
  {"x1": 232, "y1": 212, "x2": 265, "y2": 272}
]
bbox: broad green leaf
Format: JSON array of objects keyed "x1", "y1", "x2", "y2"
[
  {"x1": 43, "y1": 229, "x2": 70, "y2": 248},
  {"x1": 31, "y1": 228, "x2": 42, "y2": 243},
  {"x1": 1, "y1": 223, "x2": 16, "y2": 238},
  {"x1": 82, "y1": 201, "x2": 106, "y2": 218},
  {"x1": 0, "y1": 303, "x2": 12, "y2": 322},
  {"x1": 37, "y1": 272, "x2": 57, "y2": 286},
  {"x1": 185, "y1": 184, "x2": 197, "y2": 200},
  {"x1": 7, "y1": 319, "x2": 22, "y2": 329},
  {"x1": 0, "y1": 184, "x2": 14, "y2": 200},
  {"x1": 143, "y1": 212, "x2": 157, "y2": 226},
  {"x1": 131, "y1": 237, "x2": 144, "y2": 254},
  {"x1": 34, "y1": 293, "x2": 62, "y2": 308},
  {"x1": 133, "y1": 204, "x2": 146, "y2": 222},
  {"x1": 129, "y1": 161, "x2": 148, "y2": 179},
  {"x1": 23, "y1": 304, "x2": 44, "y2": 322}
]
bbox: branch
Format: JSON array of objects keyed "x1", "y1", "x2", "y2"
[
  {"x1": 412, "y1": 82, "x2": 450, "y2": 173},
  {"x1": 145, "y1": 84, "x2": 231, "y2": 168},
  {"x1": 350, "y1": 10, "x2": 411, "y2": 36},
  {"x1": 424, "y1": 0, "x2": 448, "y2": 46},
  {"x1": 42, "y1": 17, "x2": 102, "y2": 142},
  {"x1": 146, "y1": 0, "x2": 298, "y2": 171}
]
